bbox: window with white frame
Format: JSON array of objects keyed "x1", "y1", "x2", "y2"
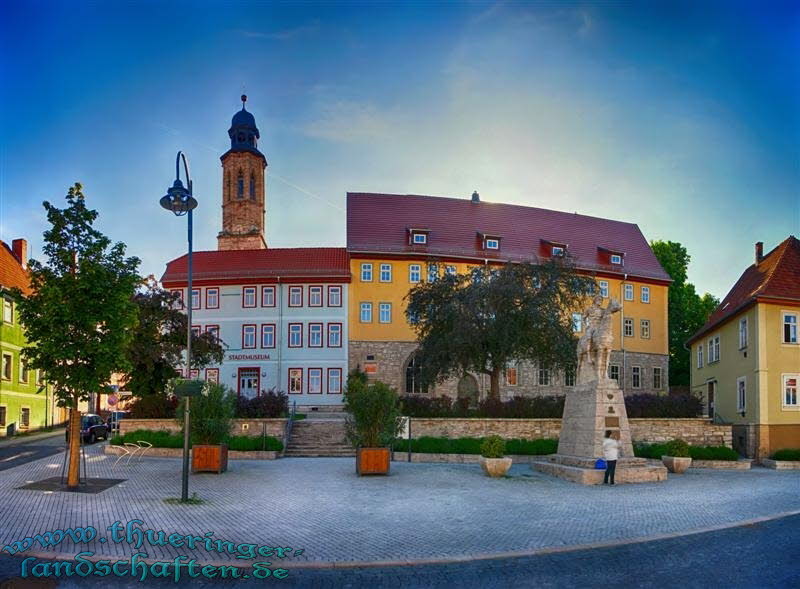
[
  {"x1": 205, "y1": 368, "x2": 219, "y2": 384},
  {"x1": 412, "y1": 232, "x2": 427, "y2": 244},
  {"x1": 379, "y1": 303, "x2": 392, "y2": 323},
  {"x1": 288, "y1": 324, "x2": 302, "y2": 347},
  {"x1": 328, "y1": 323, "x2": 342, "y2": 347},
  {"x1": 632, "y1": 366, "x2": 642, "y2": 389},
  {"x1": 2, "y1": 299, "x2": 12, "y2": 323},
  {"x1": 170, "y1": 289, "x2": 184, "y2": 309},
  {"x1": 598, "y1": 281, "x2": 609, "y2": 298},
  {"x1": 327, "y1": 286, "x2": 342, "y2": 307},
  {"x1": 653, "y1": 367, "x2": 663, "y2": 390},
  {"x1": 18, "y1": 360, "x2": 28, "y2": 383},
  {"x1": 610, "y1": 254, "x2": 623, "y2": 265},
  {"x1": 379, "y1": 264, "x2": 392, "y2": 282},
  {"x1": 640, "y1": 319, "x2": 651, "y2": 339},
  {"x1": 191, "y1": 289, "x2": 201, "y2": 310},
  {"x1": 328, "y1": 368, "x2": 342, "y2": 394},
  {"x1": 624, "y1": 318, "x2": 634, "y2": 337},
  {"x1": 708, "y1": 335, "x2": 720, "y2": 363},
  {"x1": 572, "y1": 312, "x2": 583, "y2": 333},
  {"x1": 2, "y1": 353, "x2": 12, "y2": 380},
  {"x1": 427, "y1": 263, "x2": 438, "y2": 282},
  {"x1": 361, "y1": 263, "x2": 373, "y2": 282},
  {"x1": 206, "y1": 325, "x2": 220, "y2": 343},
  {"x1": 739, "y1": 317, "x2": 748, "y2": 349},
  {"x1": 308, "y1": 368, "x2": 322, "y2": 394},
  {"x1": 564, "y1": 366, "x2": 576, "y2": 387},
  {"x1": 242, "y1": 325, "x2": 256, "y2": 349},
  {"x1": 289, "y1": 286, "x2": 303, "y2": 307},
  {"x1": 624, "y1": 284, "x2": 634, "y2": 301},
  {"x1": 243, "y1": 287, "x2": 256, "y2": 308},
  {"x1": 505, "y1": 363, "x2": 519, "y2": 386},
  {"x1": 609, "y1": 364, "x2": 620, "y2": 381},
  {"x1": 697, "y1": 345, "x2": 704, "y2": 368},
  {"x1": 309, "y1": 286, "x2": 323, "y2": 307},
  {"x1": 289, "y1": 369, "x2": 302, "y2": 394},
  {"x1": 191, "y1": 325, "x2": 201, "y2": 338},
  {"x1": 641, "y1": 286, "x2": 650, "y2": 303},
  {"x1": 538, "y1": 367, "x2": 551, "y2": 386},
  {"x1": 737, "y1": 376, "x2": 746, "y2": 412},
  {"x1": 409, "y1": 264, "x2": 421, "y2": 283},
  {"x1": 206, "y1": 288, "x2": 219, "y2": 309},
  {"x1": 261, "y1": 324, "x2": 275, "y2": 348},
  {"x1": 20, "y1": 407, "x2": 30, "y2": 428},
  {"x1": 261, "y1": 286, "x2": 276, "y2": 307},
  {"x1": 445, "y1": 265, "x2": 457, "y2": 276},
  {"x1": 485, "y1": 238, "x2": 500, "y2": 250},
  {"x1": 551, "y1": 246, "x2": 564, "y2": 257},
  {"x1": 360, "y1": 302, "x2": 373, "y2": 323},
  {"x1": 309, "y1": 323, "x2": 323, "y2": 347},
  {"x1": 783, "y1": 312, "x2": 798, "y2": 344},
  {"x1": 783, "y1": 375, "x2": 798, "y2": 407}
]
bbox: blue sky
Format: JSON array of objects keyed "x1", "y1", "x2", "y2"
[{"x1": 1, "y1": 1, "x2": 797, "y2": 299}]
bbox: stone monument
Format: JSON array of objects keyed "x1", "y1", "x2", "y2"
[{"x1": 532, "y1": 295, "x2": 667, "y2": 484}]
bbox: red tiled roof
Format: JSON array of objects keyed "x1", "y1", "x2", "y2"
[
  {"x1": 687, "y1": 236, "x2": 800, "y2": 344},
  {"x1": 161, "y1": 247, "x2": 350, "y2": 286},
  {"x1": 347, "y1": 193, "x2": 671, "y2": 282},
  {"x1": 0, "y1": 241, "x2": 30, "y2": 295}
]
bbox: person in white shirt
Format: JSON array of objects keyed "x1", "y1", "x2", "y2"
[{"x1": 602, "y1": 430, "x2": 621, "y2": 485}]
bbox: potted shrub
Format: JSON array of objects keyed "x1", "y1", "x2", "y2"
[
  {"x1": 177, "y1": 382, "x2": 234, "y2": 473},
  {"x1": 662, "y1": 438, "x2": 692, "y2": 473},
  {"x1": 344, "y1": 379, "x2": 402, "y2": 475},
  {"x1": 479, "y1": 435, "x2": 512, "y2": 477}
]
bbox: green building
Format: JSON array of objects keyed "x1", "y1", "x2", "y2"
[{"x1": 0, "y1": 238, "x2": 60, "y2": 436}]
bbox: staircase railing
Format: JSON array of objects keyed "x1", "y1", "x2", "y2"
[{"x1": 282, "y1": 401, "x2": 297, "y2": 455}]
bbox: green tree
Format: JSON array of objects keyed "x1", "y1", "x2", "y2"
[
  {"x1": 123, "y1": 277, "x2": 225, "y2": 397},
  {"x1": 14, "y1": 184, "x2": 140, "y2": 487},
  {"x1": 405, "y1": 260, "x2": 595, "y2": 400},
  {"x1": 651, "y1": 240, "x2": 719, "y2": 387}
]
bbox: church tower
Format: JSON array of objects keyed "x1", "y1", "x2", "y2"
[{"x1": 218, "y1": 95, "x2": 268, "y2": 250}]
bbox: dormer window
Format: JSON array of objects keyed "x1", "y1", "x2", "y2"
[
  {"x1": 542, "y1": 239, "x2": 567, "y2": 257},
  {"x1": 486, "y1": 238, "x2": 500, "y2": 250},
  {"x1": 598, "y1": 247, "x2": 625, "y2": 266},
  {"x1": 610, "y1": 254, "x2": 622, "y2": 265},
  {"x1": 552, "y1": 246, "x2": 565, "y2": 257},
  {"x1": 408, "y1": 228, "x2": 430, "y2": 245}
]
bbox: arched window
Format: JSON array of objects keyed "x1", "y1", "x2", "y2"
[
  {"x1": 405, "y1": 354, "x2": 428, "y2": 394},
  {"x1": 237, "y1": 171, "x2": 244, "y2": 198},
  {"x1": 249, "y1": 172, "x2": 256, "y2": 200}
]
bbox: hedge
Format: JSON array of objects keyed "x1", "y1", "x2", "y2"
[
  {"x1": 771, "y1": 449, "x2": 800, "y2": 461},
  {"x1": 395, "y1": 436, "x2": 558, "y2": 456},
  {"x1": 110, "y1": 429, "x2": 283, "y2": 451},
  {"x1": 634, "y1": 443, "x2": 739, "y2": 461}
]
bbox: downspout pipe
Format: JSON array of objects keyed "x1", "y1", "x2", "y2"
[{"x1": 621, "y1": 273, "x2": 627, "y2": 393}]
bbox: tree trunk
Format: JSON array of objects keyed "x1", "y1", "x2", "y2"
[
  {"x1": 67, "y1": 407, "x2": 81, "y2": 488},
  {"x1": 488, "y1": 369, "x2": 501, "y2": 401}
]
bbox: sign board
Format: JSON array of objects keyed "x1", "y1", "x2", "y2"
[
  {"x1": 108, "y1": 394, "x2": 119, "y2": 406},
  {"x1": 398, "y1": 416, "x2": 410, "y2": 440},
  {"x1": 174, "y1": 380, "x2": 205, "y2": 397}
]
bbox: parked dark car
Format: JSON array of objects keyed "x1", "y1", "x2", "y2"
[
  {"x1": 65, "y1": 414, "x2": 109, "y2": 443},
  {"x1": 106, "y1": 411, "x2": 129, "y2": 433}
]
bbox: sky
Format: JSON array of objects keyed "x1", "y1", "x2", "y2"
[{"x1": 0, "y1": 0, "x2": 798, "y2": 299}]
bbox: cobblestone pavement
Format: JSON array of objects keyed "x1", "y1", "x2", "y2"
[
  {"x1": 1, "y1": 514, "x2": 798, "y2": 588},
  {"x1": 0, "y1": 445, "x2": 797, "y2": 569}
]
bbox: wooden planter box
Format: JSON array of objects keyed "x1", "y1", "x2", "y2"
[
  {"x1": 356, "y1": 447, "x2": 390, "y2": 475},
  {"x1": 192, "y1": 444, "x2": 228, "y2": 473}
]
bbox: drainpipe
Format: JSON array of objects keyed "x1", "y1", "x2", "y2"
[
  {"x1": 621, "y1": 273, "x2": 627, "y2": 394},
  {"x1": 277, "y1": 277, "x2": 283, "y2": 391}
]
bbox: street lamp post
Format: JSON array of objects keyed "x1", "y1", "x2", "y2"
[{"x1": 160, "y1": 151, "x2": 198, "y2": 503}]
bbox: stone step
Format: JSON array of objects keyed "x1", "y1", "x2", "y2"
[{"x1": 283, "y1": 450, "x2": 355, "y2": 457}]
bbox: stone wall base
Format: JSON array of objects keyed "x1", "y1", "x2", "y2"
[
  {"x1": 104, "y1": 446, "x2": 279, "y2": 460},
  {"x1": 761, "y1": 459, "x2": 800, "y2": 470},
  {"x1": 531, "y1": 455, "x2": 667, "y2": 485},
  {"x1": 119, "y1": 418, "x2": 286, "y2": 438}
]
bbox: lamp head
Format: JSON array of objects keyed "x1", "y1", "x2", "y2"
[{"x1": 160, "y1": 178, "x2": 197, "y2": 216}]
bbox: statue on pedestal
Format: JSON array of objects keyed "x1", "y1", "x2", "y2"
[{"x1": 576, "y1": 294, "x2": 621, "y2": 384}]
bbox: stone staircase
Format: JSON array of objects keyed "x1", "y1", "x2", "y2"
[{"x1": 283, "y1": 418, "x2": 355, "y2": 457}]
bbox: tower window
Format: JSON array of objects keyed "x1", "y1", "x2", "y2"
[
  {"x1": 237, "y1": 171, "x2": 244, "y2": 198},
  {"x1": 249, "y1": 173, "x2": 256, "y2": 200}
]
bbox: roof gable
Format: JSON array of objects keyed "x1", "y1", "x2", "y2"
[
  {"x1": 0, "y1": 241, "x2": 30, "y2": 295},
  {"x1": 346, "y1": 192, "x2": 670, "y2": 282}
]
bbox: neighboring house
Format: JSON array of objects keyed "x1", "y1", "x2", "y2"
[
  {"x1": 346, "y1": 191, "x2": 671, "y2": 401},
  {"x1": 162, "y1": 98, "x2": 350, "y2": 408},
  {"x1": 0, "y1": 238, "x2": 61, "y2": 435},
  {"x1": 688, "y1": 237, "x2": 800, "y2": 460}
]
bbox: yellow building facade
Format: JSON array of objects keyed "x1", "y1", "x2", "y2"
[{"x1": 689, "y1": 237, "x2": 800, "y2": 459}]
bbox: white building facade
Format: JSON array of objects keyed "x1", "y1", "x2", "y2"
[{"x1": 162, "y1": 248, "x2": 350, "y2": 407}]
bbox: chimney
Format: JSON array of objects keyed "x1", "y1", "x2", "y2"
[
  {"x1": 11, "y1": 239, "x2": 27, "y2": 268},
  {"x1": 755, "y1": 241, "x2": 763, "y2": 264},
  {"x1": 471, "y1": 190, "x2": 480, "y2": 203}
]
